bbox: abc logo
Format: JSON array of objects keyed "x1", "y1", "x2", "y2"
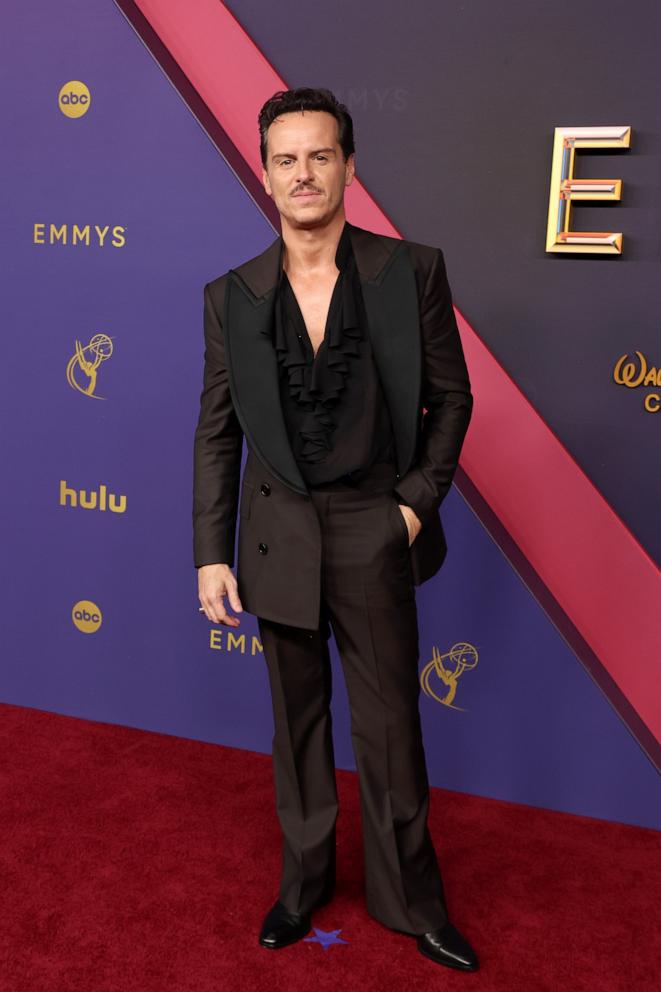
[
  {"x1": 72, "y1": 599, "x2": 102, "y2": 633},
  {"x1": 58, "y1": 81, "x2": 91, "y2": 119}
]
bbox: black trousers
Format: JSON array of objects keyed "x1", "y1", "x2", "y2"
[{"x1": 257, "y1": 460, "x2": 449, "y2": 935}]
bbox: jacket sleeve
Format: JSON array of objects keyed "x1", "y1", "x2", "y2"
[
  {"x1": 392, "y1": 247, "x2": 473, "y2": 527},
  {"x1": 192, "y1": 280, "x2": 244, "y2": 567}
]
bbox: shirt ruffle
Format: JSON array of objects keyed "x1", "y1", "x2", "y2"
[{"x1": 272, "y1": 252, "x2": 363, "y2": 464}]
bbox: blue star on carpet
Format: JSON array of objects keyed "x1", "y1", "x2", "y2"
[{"x1": 304, "y1": 927, "x2": 348, "y2": 950}]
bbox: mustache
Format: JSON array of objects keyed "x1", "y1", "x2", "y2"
[{"x1": 292, "y1": 186, "x2": 322, "y2": 195}]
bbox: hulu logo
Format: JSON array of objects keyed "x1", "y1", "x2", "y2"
[{"x1": 59, "y1": 480, "x2": 127, "y2": 513}]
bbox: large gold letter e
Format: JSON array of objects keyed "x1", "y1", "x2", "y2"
[{"x1": 546, "y1": 126, "x2": 631, "y2": 254}]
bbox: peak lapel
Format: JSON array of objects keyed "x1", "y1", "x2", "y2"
[
  {"x1": 224, "y1": 235, "x2": 308, "y2": 494},
  {"x1": 349, "y1": 224, "x2": 421, "y2": 477}
]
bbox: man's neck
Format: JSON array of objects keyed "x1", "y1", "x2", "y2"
[{"x1": 281, "y1": 213, "x2": 347, "y2": 278}]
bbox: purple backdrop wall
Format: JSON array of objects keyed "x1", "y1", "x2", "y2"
[{"x1": 1, "y1": 0, "x2": 658, "y2": 831}]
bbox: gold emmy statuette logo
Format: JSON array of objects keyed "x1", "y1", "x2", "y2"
[
  {"x1": 58, "y1": 80, "x2": 91, "y2": 119},
  {"x1": 613, "y1": 351, "x2": 661, "y2": 413},
  {"x1": 420, "y1": 642, "x2": 479, "y2": 712},
  {"x1": 66, "y1": 333, "x2": 113, "y2": 398},
  {"x1": 72, "y1": 600, "x2": 102, "y2": 634},
  {"x1": 546, "y1": 125, "x2": 631, "y2": 254}
]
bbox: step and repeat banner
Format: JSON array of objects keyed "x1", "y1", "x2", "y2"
[{"x1": 1, "y1": 0, "x2": 658, "y2": 830}]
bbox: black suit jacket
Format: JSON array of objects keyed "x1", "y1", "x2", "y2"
[{"x1": 193, "y1": 220, "x2": 473, "y2": 629}]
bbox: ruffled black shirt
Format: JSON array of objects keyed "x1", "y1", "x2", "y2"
[{"x1": 273, "y1": 221, "x2": 396, "y2": 487}]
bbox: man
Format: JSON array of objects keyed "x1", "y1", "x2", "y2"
[{"x1": 193, "y1": 87, "x2": 477, "y2": 972}]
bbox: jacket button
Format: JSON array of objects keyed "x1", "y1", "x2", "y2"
[
  {"x1": 260, "y1": 482, "x2": 271, "y2": 496},
  {"x1": 258, "y1": 542, "x2": 268, "y2": 554}
]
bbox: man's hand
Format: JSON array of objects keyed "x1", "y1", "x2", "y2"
[
  {"x1": 398, "y1": 504, "x2": 422, "y2": 547},
  {"x1": 198, "y1": 563, "x2": 243, "y2": 626}
]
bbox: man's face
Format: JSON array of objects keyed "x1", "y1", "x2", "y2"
[{"x1": 261, "y1": 110, "x2": 355, "y2": 229}]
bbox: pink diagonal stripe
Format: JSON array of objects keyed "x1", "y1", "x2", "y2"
[{"x1": 133, "y1": 0, "x2": 661, "y2": 744}]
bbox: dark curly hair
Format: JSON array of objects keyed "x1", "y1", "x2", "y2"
[{"x1": 258, "y1": 87, "x2": 355, "y2": 168}]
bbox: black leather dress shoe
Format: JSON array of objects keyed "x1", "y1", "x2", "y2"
[
  {"x1": 258, "y1": 879, "x2": 335, "y2": 950},
  {"x1": 417, "y1": 921, "x2": 479, "y2": 971},
  {"x1": 258, "y1": 900, "x2": 313, "y2": 949}
]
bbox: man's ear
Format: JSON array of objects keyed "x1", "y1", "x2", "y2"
[
  {"x1": 345, "y1": 152, "x2": 356, "y2": 187},
  {"x1": 262, "y1": 167, "x2": 272, "y2": 196}
]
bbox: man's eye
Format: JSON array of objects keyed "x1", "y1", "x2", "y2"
[{"x1": 316, "y1": 155, "x2": 328, "y2": 161}]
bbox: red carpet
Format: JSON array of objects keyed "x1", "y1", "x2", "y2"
[{"x1": 0, "y1": 701, "x2": 658, "y2": 992}]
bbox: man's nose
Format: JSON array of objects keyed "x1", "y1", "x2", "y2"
[{"x1": 294, "y1": 163, "x2": 314, "y2": 184}]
